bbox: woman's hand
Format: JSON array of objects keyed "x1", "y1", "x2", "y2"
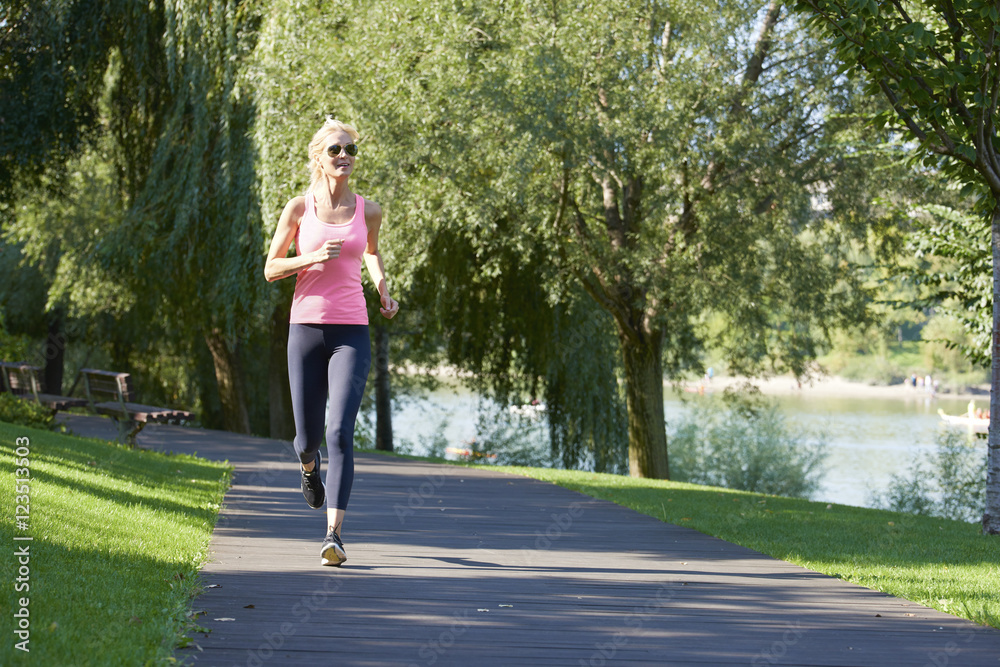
[
  {"x1": 380, "y1": 293, "x2": 399, "y2": 319},
  {"x1": 313, "y1": 239, "x2": 345, "y2": 263}
]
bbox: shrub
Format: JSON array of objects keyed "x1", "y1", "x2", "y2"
[
  {"x1": 668, "y1": 391, "x2": 827, "y2": 498},
  {"x1": 873, "y1": 428, "x2": 986, "y2": 523},
  {"x1": 0, "y1": 393, "x2": 56, "y2": 430},
  {"x1": 468, "y1": 402, "x2": 552, "y2": 468}
]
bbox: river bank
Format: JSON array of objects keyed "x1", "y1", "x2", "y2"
[{"x1": 692, "y1": 374, "x2": 991, "y2": 402}]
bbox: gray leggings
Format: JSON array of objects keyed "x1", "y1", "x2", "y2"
[{"x1": 287, "y1": 323, "x2": 370, "y2": 510}]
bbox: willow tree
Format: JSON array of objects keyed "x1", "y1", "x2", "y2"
[
  {"x1": 794, "y1": 0, "x2": 1000, "y2": 533},
  {"x1": 1, "y1": 0, "x2": 265, "y2": 432},
  {"x1": 109, "y1": 0, "x2": 265, "y2": 433},
  {"x1": 252, "y1": 0, "x2": 631, "y2": 469},
  {"x1": 0, "y1": 0, "x2": 168, "y2": 389},
  {"x1": 254, "y1": 0, "x2": 876, "y2": 477}
]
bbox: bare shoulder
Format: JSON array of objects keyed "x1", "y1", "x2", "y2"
[
  {"x1": 363, "y1": 198, "x2": 383, "y2": 229},
  {"x1": 283, "y1": 195, "x2": 307, "y2": 221}
]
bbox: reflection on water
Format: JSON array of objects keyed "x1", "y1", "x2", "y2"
[{"x1": 392, "y1": 381, "x2": 988, "y2": 509}]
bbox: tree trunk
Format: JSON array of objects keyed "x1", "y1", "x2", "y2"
[
  {"x1": 205, "y1": 329, "x2": 251, "y2": 434},
  {"x1": 373, "y1": 322, "x2": 393, "y2": 452},
  {"x1": 268, "y1": 300, "x2": 294, "y2": 440},
  {"x1": 985, "y1": 205, "x2": 1000, "y2": 534},
  {"x1": 43, "y1": 312, "x2": 65, "y2": 395},
  {"x1": 619, "y1": 329, "x2": 669, "y2": 479}
]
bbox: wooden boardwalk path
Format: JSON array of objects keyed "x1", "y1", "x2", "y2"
[{"x1": 63, "y1": 415, "x2": 1000, "y2": 666}]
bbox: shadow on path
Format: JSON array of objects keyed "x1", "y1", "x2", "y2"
[{"x1": 60, "y1": 414, "x2": 1000, "y2": 667}]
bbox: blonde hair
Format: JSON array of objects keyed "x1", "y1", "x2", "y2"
[{"x1": 307, "y1": 117, "x2": 361, "y2": 193}]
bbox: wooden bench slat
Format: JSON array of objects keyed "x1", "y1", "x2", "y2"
[
  {"x1": 92, "y1": 401, "x2": 194, "y2": 422},
  {"x1": 35, "y1": 393, "x2": 89, "y2": 411},
  {"x1": 79, "y1": 368, "x2": 129, "y2": 378}
]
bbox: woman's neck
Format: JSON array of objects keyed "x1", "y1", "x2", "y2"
[{"x1": 320, "y1": 175, "x2": 353, "y2": 208}]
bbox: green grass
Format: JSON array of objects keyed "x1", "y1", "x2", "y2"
[
  {"x1": 0, "y1": 422, "x2": 231, "y2": 665},
  {"x1": 497, "y1": 465, "x2": 1000, "y2": 628}
]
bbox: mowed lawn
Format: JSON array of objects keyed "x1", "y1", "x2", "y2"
[{"x1": 0, "y1": 421, "x2": 231, "y2": 665}]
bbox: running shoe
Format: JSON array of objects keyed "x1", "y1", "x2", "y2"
[
  {"x1": 300, "y1": 450, "x2": 325, "y2": 509},
  {"x1": 321, "y1": 528, "x2": 347, "y2": 567}
]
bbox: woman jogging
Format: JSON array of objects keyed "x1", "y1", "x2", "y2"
[{"x1": 264, "y1": 118, "x2": 399, "y2": 566}]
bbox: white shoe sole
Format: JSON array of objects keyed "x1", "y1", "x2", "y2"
[{"x1": 321, "y1": 542, "x2": 347, "y2": 567}]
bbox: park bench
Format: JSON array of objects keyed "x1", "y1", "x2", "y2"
[
  {"x1": 81, "y1": 368, "x2": 194, "y2": 446},
  {"x1": 0, "y1": 361, "x2": 89, "y2": 413}
]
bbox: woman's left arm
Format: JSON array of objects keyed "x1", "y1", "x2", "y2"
[{"x1": 363, "y1": 200, "x2": 399, "y2": 319}]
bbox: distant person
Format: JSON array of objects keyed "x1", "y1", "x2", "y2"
[{"x1": 264, "y1": 117, "x2": 399, "y2": 567}]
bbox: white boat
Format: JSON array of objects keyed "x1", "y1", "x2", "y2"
[{"x1": 938, "y1": 409, "x2": 989, "y2": 434}]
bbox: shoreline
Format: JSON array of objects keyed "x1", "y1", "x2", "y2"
[
  {"x1": 401, "y1": 363, "x2": 991, "y2": 403},
  {"x1": 688, "y1": 374, "x2": 990, "y2": 402}
]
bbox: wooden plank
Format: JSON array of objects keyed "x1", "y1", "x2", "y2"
[
  {"x1": 92, "y1": 401, "x2": 193, "y2": 422},
  {"x1": 34, "y1": 392, "x2": 88, "y2": 411},
  {"x1": 56, "y1": 414, "x2": 1000, "y2": 666}
]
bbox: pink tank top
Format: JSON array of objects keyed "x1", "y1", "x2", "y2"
[{"x1": 290, "y1": 192, "x2": 369, "y2": 325}]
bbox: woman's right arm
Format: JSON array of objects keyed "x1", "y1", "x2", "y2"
[{"x1": 264, "y1": 197, "x2": 343, "y2": 282}]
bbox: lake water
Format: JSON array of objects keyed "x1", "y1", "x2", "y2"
[{"x1": 390, "y1": 381, "x2": 989, "y2": 509}]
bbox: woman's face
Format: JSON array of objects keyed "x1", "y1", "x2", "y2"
[{"x1": 319, "y1": 129, "x2": 357, "y2": 180}]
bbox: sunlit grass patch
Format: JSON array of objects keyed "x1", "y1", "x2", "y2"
[{"x1": 0, "y1": 421, "x2": 231, "y2": 665}]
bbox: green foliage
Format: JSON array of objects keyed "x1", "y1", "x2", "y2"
[
  {"x1": 908, "y1": 204, "x2": 992, "y2": 368},
  {"x1": 795, "y1": 0, "x2": 1000, "y2": 201},
  {"x1": 2, "y1": 0, "x2": 269, "y2": 431},
  {"x1": 0, "y1": 394, "x2": 55, "y2": 430},
  {"x1": 0, "y1": 313, "x2": 32, "y2": 361},
  {"x1": 874, "y1": 428, "x2": 987, "y2": 524},
  {"x1": 0, "y1": 0, "x2": 115, "y2": 201},
  {"x1": 793, "y1": 0, "x2": 1000, "y2": 530},
  {"x1": 544, "y1": 295, "x2": 629, "y2": 473},
  {"x1": 668, "y1": 392, "x2": 827, "y2": 498},
  {"x1": 793, "y1": 0, "x2": 999, "y2": 364},
  {"x1": 254, "y1": 0, "x2": 885, "y2": 473}
]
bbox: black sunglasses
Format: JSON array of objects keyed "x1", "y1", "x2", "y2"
[{"x1": 327, "y1": 143, "x2": 358, "y2": 158}]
